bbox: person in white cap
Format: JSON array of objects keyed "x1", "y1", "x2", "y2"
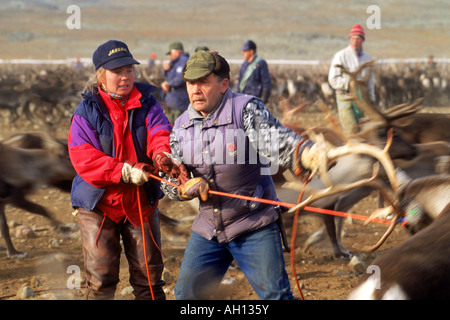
[{"x1": 328, "y1": 24, "x2": 375, "y2": 134}]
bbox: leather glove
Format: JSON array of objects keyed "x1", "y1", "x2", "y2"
[
  {"x1": 180, "y1": 177, "x2": 209, "y2": 201},
  {"x1": 154, "y1": 152, "x2": 189, "y2": 185},
  {"x1": 121, "y1": 161, "x2": 153, "y2": 186}
]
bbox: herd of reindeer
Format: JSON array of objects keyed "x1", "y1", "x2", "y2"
[{"x1": 0, "y1": 59, "x2": 449, "y2": 299}]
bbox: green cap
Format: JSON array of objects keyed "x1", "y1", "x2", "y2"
[
  {"x1": 195, "y1": 46, "x2": 210, "y2": 52},
  {"x1": 182, "y1": 51, "x2": 230, "y2": 81},
  {"x1": 166, "y1": 41, "x2": 184, "y2": 55}
]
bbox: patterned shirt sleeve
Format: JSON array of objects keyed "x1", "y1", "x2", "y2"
[{"x1": 242, "y1": 98, "x2": 311, "y2": 172}]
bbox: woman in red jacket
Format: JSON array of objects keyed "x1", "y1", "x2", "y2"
[{"x1": 68, "y1": 40, "x2": 188, "y2": 300}]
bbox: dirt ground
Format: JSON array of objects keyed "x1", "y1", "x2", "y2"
[{"x1": 0, "y1": 111, "x2": 413, "y2": 301}]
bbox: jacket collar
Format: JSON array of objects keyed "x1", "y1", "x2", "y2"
[
  {"x1": 82, "y1": 82, "x2": 156, "y2": 103},
  {"x1": 81, "y1": 82, "x2": 157, "y2": 122}
]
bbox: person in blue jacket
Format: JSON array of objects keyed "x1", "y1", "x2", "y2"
[
  {"x1": 161, "y1": 41, "x2": 190, "y2": 123},
  {"x1": 238, "y1": 40, "x2": 272, "y2": 104}
]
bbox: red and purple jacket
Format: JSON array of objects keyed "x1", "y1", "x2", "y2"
[{"x1": 68, "y1": 82, "x2": 172, "y2": 226}]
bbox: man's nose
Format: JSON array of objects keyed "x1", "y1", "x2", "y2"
[{"x1": 191, "y1": 83, "x2": 201, "y2": 93}]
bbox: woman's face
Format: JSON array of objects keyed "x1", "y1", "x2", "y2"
[{"x1": 102, "y1": 65, "x2": 135, "y2": 95}]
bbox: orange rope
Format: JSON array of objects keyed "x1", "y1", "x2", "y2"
[
  {"x1": 290, "y1": 176, "x2": 309, "y2": 300},
  {"x1": 147, "y1": 172, "x2": 392, "y2": 225},
  {"x1": 136, "y1": 185, "x2": 155, "y2": 300}
]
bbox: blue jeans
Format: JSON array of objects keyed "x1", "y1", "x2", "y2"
[{"x1": 174, "y1": 222, "x2": 295, "y2": 300}]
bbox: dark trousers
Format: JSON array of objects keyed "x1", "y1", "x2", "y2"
[{"x1": 77, "y1": 208, "x2": 166, "y2": 300}]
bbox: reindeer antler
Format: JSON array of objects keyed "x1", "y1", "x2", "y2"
[
  {"x1": 338, "y1": 60, "x2": 425, "y2": 127},
  {"x1": 283, "y1": 129, "x2": 404, "y2": 252},
  {"x1": 351, "y1": 181, "x2": 404, "y2": 252},
  {"x1": 336, "y1": 60, "x2": 375, "y2": 83},
  {"x1": 303, "y1": 128, "x2": 398, "y2": 191},
  {"x1": 284, "y1": 162, "x2": 403, "y2": 252},
  {"x1": 285, "y1": 162, "x2": 382, "y2": 214}
]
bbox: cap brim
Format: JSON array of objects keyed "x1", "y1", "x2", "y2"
[
  {"x1": 183, "y1": 69, "x2": 213, "y2": 81},
  {"x1": 102, "y1": 57, "x2": 140, "y2": 70}
]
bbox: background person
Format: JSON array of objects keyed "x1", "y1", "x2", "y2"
[
  {"x1": 328, "y1": 24, "x2": 375, "y2": 134},
  {"x1": 238, "y1": 40, "x2": 272, "y2": 104},
  {"x1": 161, "y1": 41, "x2": 190, "y2": 123}
]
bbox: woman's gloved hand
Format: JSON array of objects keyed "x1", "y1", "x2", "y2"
[
  {"x1": 121, "y1": 161, "x2": 154, "y2": 186},
  {"x1": 180, "y1": 177, "x2": 210, "y2": 201}
]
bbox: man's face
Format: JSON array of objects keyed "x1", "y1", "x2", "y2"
[
  {"x1": 349, "y1": 35, "x2": 364, "y2": 51},
  {"x1": 241, "y1": 49, "x2": 254, "y2": 62},
  {"x1": 186, "y1": 73, "x2": 229, "y2": 116},
  {"x1": 170, "y1": 49, "x2": 182, "y2": 60}
]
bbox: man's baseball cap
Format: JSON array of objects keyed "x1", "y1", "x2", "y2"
[
  {"x1": 241, "y1": 40, "x2": 256, "y2": 51},
  {"x1": 195, "y1": 46, "x2": 210, "y2": 52},
  {"x1": 166, "y1": 41, "x2": 184, "y2": 55},
  {"x1": 92, "y1": 40, "x2": 140, "y2": 71},
  {"x1": 182, "y1": 51, "x2": 230, "y2": 81}
]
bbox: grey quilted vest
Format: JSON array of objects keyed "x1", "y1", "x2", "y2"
[{"x1": 172, "y1": 89, "x2": 279, "y2": 242}]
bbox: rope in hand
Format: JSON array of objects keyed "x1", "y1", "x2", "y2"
[{"x1": 147, "y1": 172, "x2": 393, "y2": 226}]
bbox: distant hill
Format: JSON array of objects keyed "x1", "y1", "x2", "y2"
[{"x1": 1, "y1": 0, "x2": 448, "y2": 61}]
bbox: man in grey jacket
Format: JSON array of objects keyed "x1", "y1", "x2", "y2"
[{"x1": 162, "y1": 51, "x2": 325, "y2": 300}]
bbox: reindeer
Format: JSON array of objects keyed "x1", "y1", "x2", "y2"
[
  {"x1": 341, "y1": 60, "x2": 450, "y2": 145},
  {"x1": 278, "y1": 60, "x2": 447, "y2": 258},
  {"x1": 277, "y1": 126, "x2": 405, "y2": 258},
  {"x1": 0, "y1": 133, "x2": 76, "y2": 258},
  {"x1": 348, "y1": 173, "x2": 450, "y2": 300},
  {"x1": 283, "y1": 135, "x2": 450, "y2": 299},
  {"x1": 274, "y1": 94, "x2": 418, "y2": 259}
]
